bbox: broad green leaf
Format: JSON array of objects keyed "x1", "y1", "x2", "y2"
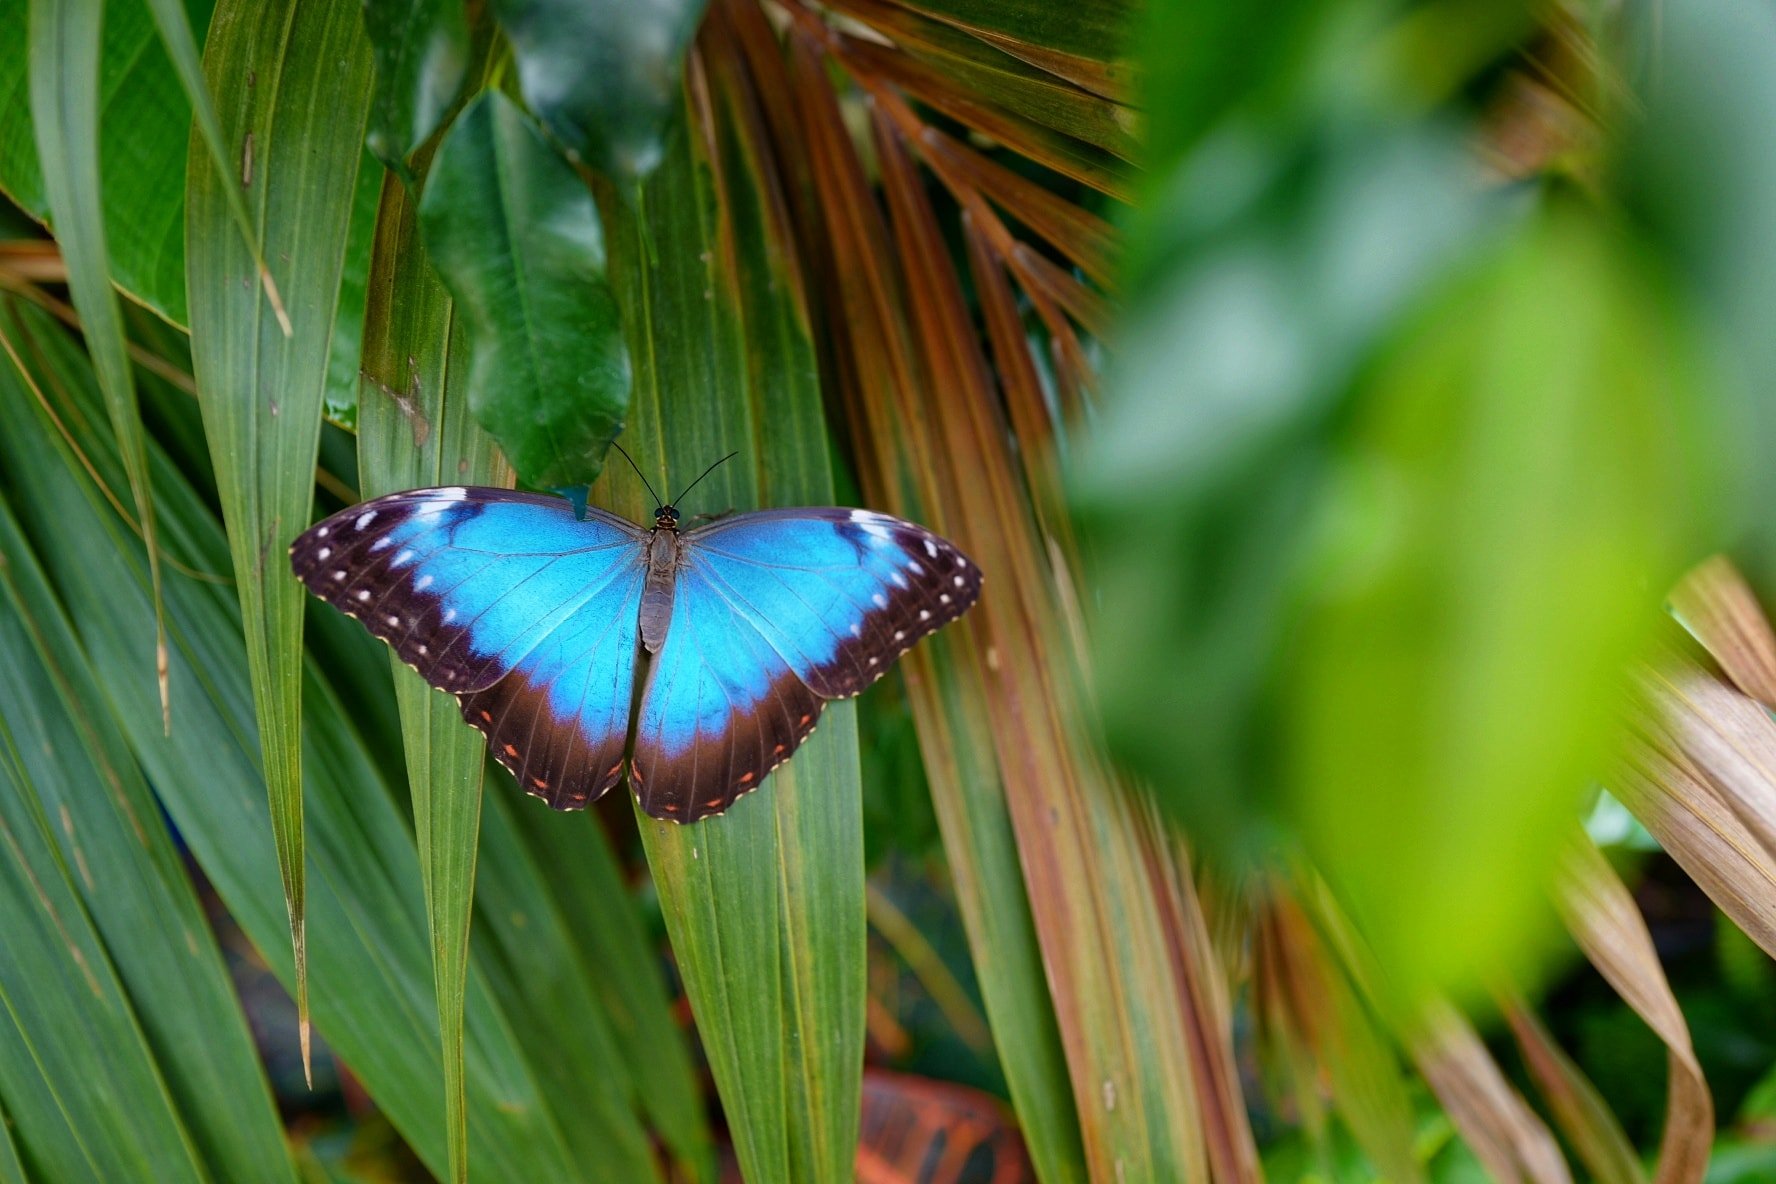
[
  {"x1": 1616, "y1": 0, "x2": 1776, "y2": 591},
  {"x1": 492, "y1": 0, "x2": 708, "y2": 184},
  {"x1": 1077, "y1": 124, "x2": 1489, "y2": 853},
  {"x1": 0, "y1": 495, "x2": 293, "y2": 1182},
  {"x1": 420, "y1": 90, "x2": 630, "y2": 490},
  {"x1": 184, "y1": 0, "x2": 374, "y2": 1073},
  {"x1": 0, "y1": 0, "x2": 207, "y2": 323},
  {"x1": 1288, "y1": 210, "x2": 1713, "y2": 1006},
  {"x1": 361, "y1": 0, "x2": 471, "y2": 174},
  {"x1": 357, "y1": 166, "x2": 503, "y2": 1184},
  {"x1": 0, "y1": 297, "x2": 591, "y2": 1181},
  {"x1": 28, "y1": 0, "x2": 169, "y2": 728},
  {"x1": 599, "y1": 74, "x2": 864, "y2": 1183}
]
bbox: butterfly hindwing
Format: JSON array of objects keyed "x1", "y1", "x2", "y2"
[
  {"x1": 291, "y1": 488, "x2": 649, "y2": 809},
  {"x1": 630, "y1": 509, "x2": 980, "y2": 820}
]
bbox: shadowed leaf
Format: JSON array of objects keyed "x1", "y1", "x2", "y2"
[
  {"x1": 361, "y1": 0, "x2": 470, "y2": 174},
  {"x1": 492, "y1": 0, "x2": 709, "y2": 185}
]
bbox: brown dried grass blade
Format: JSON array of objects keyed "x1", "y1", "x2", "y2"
[
  {"x1": 828, "y1": 31, "x2": 1135, "y2": 200},
  {"x1": 1500, "y1": 994, "x2": 1646, "y2": 1184},
  {"x1": 1409, "y1": 1003, "x2": 1572, "y2": 1184},
  {"x1": 788, "y1": 19, "x2": 1240, "y2": 1175},
  {"x1": 1670, "y1": 555, "x2": 1776, "y2": 707},
  {"x1": 1555, "y1": 836, "x2": 1712, "y2": 1184},
  {"x1": 1253, "y1": 887, "x2": 1420, "y2": 1182},
  {"x1": 912, "y1": 122, "x2": 1119, "y2": 284}
]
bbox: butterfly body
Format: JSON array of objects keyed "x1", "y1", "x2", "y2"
[{"x1": 291, "y1": 487, "x2": 980, "y2": 822}]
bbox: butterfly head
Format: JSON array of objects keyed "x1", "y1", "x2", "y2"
[{"x1": 653, "y1": 505, "x2": 682, "y2": 531}]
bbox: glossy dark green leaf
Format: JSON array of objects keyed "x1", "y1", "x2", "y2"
[
  {"x1": 362, "y1": 0, "x2": 471, "y2": 173},
  {"x1": 492, "y1": 0, "x2": 708, "y2": 184},
  {"x1": 184, "y1": 0, "x2": 375, "y2": 1075},
  {"x1": 420, "y1": 90, "x2": 630, "y2": 490}
]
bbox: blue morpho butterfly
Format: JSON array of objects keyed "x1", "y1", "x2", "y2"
[{"x1": 290, "y1": 451, "x2": 981, "y2": 822}]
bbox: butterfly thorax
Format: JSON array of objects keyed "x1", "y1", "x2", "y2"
[{"x1": 640, "y1": 521, "x2": 682, "y2": 654}]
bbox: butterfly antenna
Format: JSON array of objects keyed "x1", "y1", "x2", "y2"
[
  {"x1": 670, "y1": 451, "x2": 740, "y2": 510},
  {"x1": 610, "y1": 441, "x2": 664, "y2": 508}
]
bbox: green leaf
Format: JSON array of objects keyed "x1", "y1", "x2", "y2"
[
  {"x1": 600, "y1": 75, "x2": 864, "y2": 1183},
  {"x1": 0, "y1": 494, "x2": 293, "y2": 1182},
  {"x1": 1289, "y1": 209, "x2": 1715, "y2": 1006},
  {"x1": 420, "y1": 90, "x2": 631, "y2": 490},
  {"x1": 361, "y1": 0, "x2": 471, "y2": 174},
  {"x1": 492, "y1": 0, "x2": 708, "y2": 184},
  {"x1": 184, "y1": 0, "x2": 374, "y2": 1081},
  {"x1": 504, "y1": 800, "x2": 713, "y2": 1179},
  {"x1": 0, "y1": 724, "x2": 207, "y2": 1182},
  {"x1": 28, "y1": 0, "x2": 169, "y2": 729},
  {"x1": 357, "y1": 166, "x2": 502, "y2": 1184},
  {"x1": 0, "y1": 296, "x2": 593, "y2": 1181},
  {"x1": 0, "y1": 0, "x2": 203, "y2": 323}
]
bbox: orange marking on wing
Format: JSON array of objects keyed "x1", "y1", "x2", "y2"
[
  {"x1": 503, "y1": 743, "x2": 518, "y2": 756},
  {"x1": 480, "y1": 710, "x2": 493, "y2": 722},
  {"x1": 773, "y1": 743, "x2": 785, "y2": 754},
  {"x1": 739, "y1": 771, "x2": 754, "y2": 783},
  {"x1": 798, "y1": 714, "x2": 811, "y2": 725},
  {"x1": 705, "y1": 798, "x2": 724, "y2": 809},
  {"x1": 531, "y1": 777, "x2": 548, "y2": 789}
]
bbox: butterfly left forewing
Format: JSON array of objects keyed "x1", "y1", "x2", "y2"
[{"x1": 292, "y1": 487, "x2": 651, "y2": 811}]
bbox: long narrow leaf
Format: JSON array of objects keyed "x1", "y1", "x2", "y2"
[
  {"x1": 743, "y1": 9, "x2": 1090, "y2": 1178},
  {"x1": 28, "y1": 0, "x2": 169, "y2": 729},
  {"x1": 184, "y1": 0, "x2": 375, "y2": 1077},
  {"x1": 0, "y1": 297, "x2": 590, "y2": 1182},
  {"x1": 600, "y1": 55, "x2": 865, "y2": 1183},
  {"x1": 357, "y1": 165, "x2": 505, "y2": 1184},
  {"x1": 0, "y1": 487, "x2": 292, "y2": 1179}
]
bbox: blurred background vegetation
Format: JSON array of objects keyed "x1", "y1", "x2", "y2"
[{"x1": 2, "y1": 0, "x2": 1776, "y2": 1181}]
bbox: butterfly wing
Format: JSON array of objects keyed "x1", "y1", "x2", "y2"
[
  {"x1": 290, "y1": 487, "x2": 649, "y2": 808},
  {"x1": 630, "y1": 508, "x2": 980, "y2": 820}
]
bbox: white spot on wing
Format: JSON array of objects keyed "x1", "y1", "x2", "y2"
[
  {"x1": 940, "y1": 594, "x2": 951, "y2": 604},
  {"x1": 954, "y1": 575, "x2": 965, "y2": 587},
  {"x1": 393, "y1": 549, "x2": 414, "y2": 566},
  {"x1": 438, "y1": 486, "x2": 467, "y2": 500},
  {"x1": 443, "y1": 608, "x2": 456, "y2": 623},
  {"x1": 333, "y1": 570, "x2": 346, "y2": 581},
  {"x1": 356, "y1": 510, "x2": 377, "y2": 530},
  {"x1": 415, "y1": 575, "x2": 433, "y2": 591},
  {"x1": 386, "y1": 615, "x2": 401, "y2": 627},
  {"x1": 871, "y1": 593, "x2": 888, "y2": 608},
  {"x1": 317, "y1": 526, "x2": 330, "y2": 538},
  {"x1": 923, "y1": 539, "x2": 938, "y2": 558},
  {"x1": 371, "y1": 537, "x2": 393, "y2": 552},
  {"x1": 919, "y1": 609, "x2": 931, "y2": 621},
  {"x1": 316, "y1": 546, "x2": 331, "y2": 560},
  {"x1": 891, "y1": 572, "x2": 908, "y2": 588},
  {"x1": 356, "y1": 589, "x2": 372, "y2": 602}
]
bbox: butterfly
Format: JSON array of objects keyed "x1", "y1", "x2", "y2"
[{"x1": 289, "y1": 462, "x2": 980, "y2": 822}]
